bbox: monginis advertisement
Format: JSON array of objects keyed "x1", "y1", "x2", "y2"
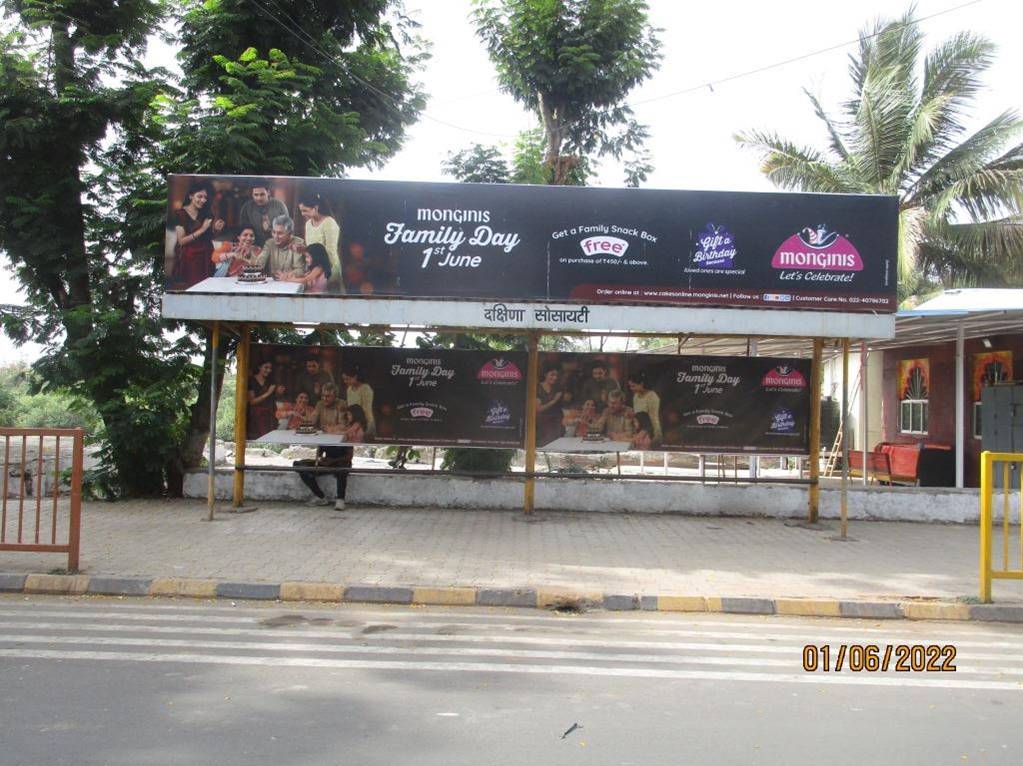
[
  {"x1": 535, "y1": 353, "x2": 811, "y2": 454},
  {"x1": 166, "y1": 175, "x2": 898, "y2": 312},
  {"x1": 246, "y1": 344, "x2": 810, "y2": 454},
  {"x1": 246, "y1": 345, "x2": 527, "y2": 448}
]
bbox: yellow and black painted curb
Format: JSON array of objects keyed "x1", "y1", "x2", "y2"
[{"x1": 1, "y1": 572, "x2": 1017, "y2": 623}]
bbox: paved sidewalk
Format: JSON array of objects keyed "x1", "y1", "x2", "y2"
[{"x1": 2, "y1": 499, "x2": 1017, "y2": 603}]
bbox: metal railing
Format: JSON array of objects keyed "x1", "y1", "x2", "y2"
[
  {"x1": 0, "y1": 428, "x2": 83, "y2": 572},
  {"x1": 979, "y1": 451, "x2": 1023, "y2": 602}
]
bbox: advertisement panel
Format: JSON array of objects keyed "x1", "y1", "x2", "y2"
[
  {"x1": 537, "y1": 353, "x2": 811, "y2": 454},
  {"x1": 247, "y1": 344, "x2": 527, "y2": 448},
  {"x1": 167, "y1": 175, "x2": 897, "y2": 313},
  {"x1": 246, "y1": 344, "x2": 810, "y2": 454}
]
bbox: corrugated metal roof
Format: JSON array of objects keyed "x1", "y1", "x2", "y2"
[{"x1": 634, "y1": 289, "x2": 1023, "y2": 357}]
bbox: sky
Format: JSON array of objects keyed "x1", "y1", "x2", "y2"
[{"x1": 1, "y1": 0, "x2": 1019, "y2": 363}]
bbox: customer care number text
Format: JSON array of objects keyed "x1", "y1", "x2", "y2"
[{"x1": 802, "y1": 644, "x2": 956, "y2": 672}]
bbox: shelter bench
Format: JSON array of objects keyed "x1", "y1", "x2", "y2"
[
  {"x1": 850, "y1": 442, "x2": 954, "y2": 487},
  {"x1": 848, "y1": 450, "x2": 892, "y2": 485}
]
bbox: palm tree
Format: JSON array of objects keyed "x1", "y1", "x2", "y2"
[{"x1": 736, "y1": 11, "x2": 1023, "y2": 301}]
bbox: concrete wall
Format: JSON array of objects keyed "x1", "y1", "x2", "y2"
[{"x1": 184, "y1": 469, "x2": 999, "y2": 524}]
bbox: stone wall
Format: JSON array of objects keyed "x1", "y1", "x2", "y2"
[{"x1": 183, "y1": 469, "x2": 996, "y2": 524}]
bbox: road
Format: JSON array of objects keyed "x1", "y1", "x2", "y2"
[{"x1": 1, "y1": 595, "x2": 1021, "y2": 765}]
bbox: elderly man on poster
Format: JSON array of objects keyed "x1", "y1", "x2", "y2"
[
  {"x1": 598, "y1": 390, "x2": 635, "y2": 441},
  {"x1": 260, "y1": 215, "x2": 307, "y2": 279}
]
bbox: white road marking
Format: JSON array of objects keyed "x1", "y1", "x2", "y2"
[
  {"x1": 1, "y1": 621, "x2": 1021, "y2": 665},
  {"x1": 2, "y1": 648, "x2": 1020, "y2": 691},
  {"x1": 0, "y1": 633, "x2": 1015, "y2": 676},
  {"x1": 3, "y1": 597, "x2": 1013, "y2": 637},
  {"x1": 0, "y1": 609, "x2": 1019, "y2": 650}
]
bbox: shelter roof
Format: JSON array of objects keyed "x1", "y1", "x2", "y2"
[{"x1": 636, "y1": 289, "x2": 1023, "y2": 358}]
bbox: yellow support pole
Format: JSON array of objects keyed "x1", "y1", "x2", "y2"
[
  {"x1": 980, "y1": 451, "x2": 992, "y2": 602},
  {"x1": 232, "y1": 325, "x2": 250, "y2": 509},
  {"x1": 523, "y1": 331, "x2": 540, "y2": 515},
  {"x1": 807, "y1": 338, "x2": 824, "y2": 524},
  {"x1": 206, "y1": 322, "x2": 220, "y2": 522},
  {"x1": 1003, "y1": 461, "x2": 1010, "y2": 571},
  {"x1": 840, "y1": 338, "x2": 850, "y2": 539}
]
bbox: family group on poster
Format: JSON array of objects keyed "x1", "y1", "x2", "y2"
[
  {"x1": 536, "y1": 360, "x2": 660, "y2": 450},
  {"x1": 247, "y1": 354, "x2": 374, "y2": 442},
  {"x1": 242, "y1": 344, "x2": 811, "y2": 455},
  {"x1": 168, "y1": 177, "x2": 345, "y2": 293}
]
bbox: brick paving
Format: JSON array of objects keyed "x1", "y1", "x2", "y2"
[{"x1": 1, "y1": 498, "x2": 1017, "y2": 601}]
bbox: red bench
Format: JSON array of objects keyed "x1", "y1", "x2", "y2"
[
  {"x1": 850, "y1": 442, "x2": 954, "y2": 486},
  {"x1": 848, "y1": 450, "x2": 892, "y2": 484}
]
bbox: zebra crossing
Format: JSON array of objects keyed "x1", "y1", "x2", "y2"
[{"x1": 2, "y1": 596, "x2": 1023, "y2": 692}]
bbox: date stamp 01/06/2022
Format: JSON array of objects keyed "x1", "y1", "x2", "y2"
[{"x1": 803, "y1": 644, "x2": 957, "y2": 673}]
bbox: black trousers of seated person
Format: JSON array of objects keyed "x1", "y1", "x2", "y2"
[{"x1": 295, "y1": 446, "x2": 353, "y2": 500}]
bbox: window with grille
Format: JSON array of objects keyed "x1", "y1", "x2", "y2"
[{"x1": 899, "y1": 363, "x2": 928, "y2": 435}]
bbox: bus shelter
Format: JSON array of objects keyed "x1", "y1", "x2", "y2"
[{"x1": 161, "y1": 175, "x2": 898, "y2": 530}]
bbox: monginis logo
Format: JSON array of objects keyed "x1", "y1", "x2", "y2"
[
  {"x1": 477, "y1": 358, "x2": 522, "y2": 383},
  {"x1": 580, "y1": 235, "x2": 629, "y2": 257},
  {"x1": 410, "y1": 406, "x2": 435, "y2": 419},
  {"x1": 762, "y1": 365, "x2": 807, "y2": 390},
  {"x1": 696, "y1": 414, "x2": 720, "y2": 425},
  {"x1": 772, "y1": 224, "x2": 863, "y2": 271}
]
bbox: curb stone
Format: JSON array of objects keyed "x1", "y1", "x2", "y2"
[
  {"x1": 88, "y1": 576, "x2": 153, "y2": 597},
  {"x1": 2, "y1": 572, "x2": 1021, "y2": 623},
  {"x1": 477, "y1": 588, "x2": 537, "y2": 608},
  {"x1": 216, "y1": 581, "x2": 281, "y2": 600},
  {"x1": 344, "y1": 585, "x2": 413, "y2": 604},
  {"x1": 0, "y1": 573, "x2": 27, "y2": 592}
]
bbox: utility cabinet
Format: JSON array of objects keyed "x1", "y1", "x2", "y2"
[{"x1": 981, "y1": 383, "x2": 1023, "y2": 488}]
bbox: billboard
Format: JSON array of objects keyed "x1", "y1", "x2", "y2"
[
  {"x1": 166, "y1": 175, "x2": 898, "y2": 313},
  {"x1": 246, "y1": 344, "x2": 810, "y2": 454},
  {"x1": 537, "y1": 352, "x2": 811, "y2": 454},
  {"x1": 247, "y1": 345, "x2": 527, "y2": 448}
]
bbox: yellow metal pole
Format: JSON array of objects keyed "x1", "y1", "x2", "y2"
[
  {"x1": 206, "y1": 322, "x2": 220, "y2": 522},
  {"x1": 807, "y1": 338, "x2": 824, "y2": 524},
  {"x1": 1003, "y1": 461, "x2": 1010, "y2": 571},
  {"x1": 840, "y1": 338, "x2": 850, "y2": 538},
  {"x1": 523, "y1": 331, "x2": 540, "y2": 515},
  {"x1": 980, "y1": 451, "x2": 992, "y2": 602},
  {"x1": 232, "y1": 325, "x2": 250, "y2": 509}
]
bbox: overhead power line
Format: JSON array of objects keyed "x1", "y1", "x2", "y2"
[
  {"x1": 246, "y1": 0, "x2": 514, "y2": 138},
  {"x1": 630, "y1": 0, "x2": 987, "y2": 107},
  {"x1": 244, "y1": 0, "x2": 986, "y2": 142}
]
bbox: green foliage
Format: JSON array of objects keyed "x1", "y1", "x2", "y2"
[
  {"x1": 736, "y1": 11, "x2": 1023, "y2": 299},
  {"x1": 445, "y1": 127, "x2": 590, "y2": 186},
  {"x1": 0, "y1": 1, "x2": 427, "y2": 496},
  {"x1": 384, "y1": 444, "x2": 421, "y2": 467},
  {"x1": 441, "y1": 447, "x2": 515, "y2": 473},
  {"x1": 0, "y1": 364, "x2": 100, "y2": 430},
  {"x1": 215, "y1": 374, "x2": 238, "y2": 442},
  {"x1": 473, "y1": 0, "x2": 661, "y2": 184},
  {"x1": 443, "y1": 144, "x2": 510, "y2": 183},
  {"x1": 177, "y1": 0, "x2": 428, "y2": 174},
  {"x1": 510, "y1": 128, "x2": 552, "y2": 184}
]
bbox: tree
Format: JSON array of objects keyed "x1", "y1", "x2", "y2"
[
  {"x1": 0, "y1": 0, "x2": 427, "y2": 495},
  {"x1": 472, "y1": 0, "x2": 661, "y2": 185},
  {"x1": 736, "y1": 11, "x2": 1023, "y2": 299},
  {"x1": 0, "y1": 0, "x2": 194, "y2": 494}
]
